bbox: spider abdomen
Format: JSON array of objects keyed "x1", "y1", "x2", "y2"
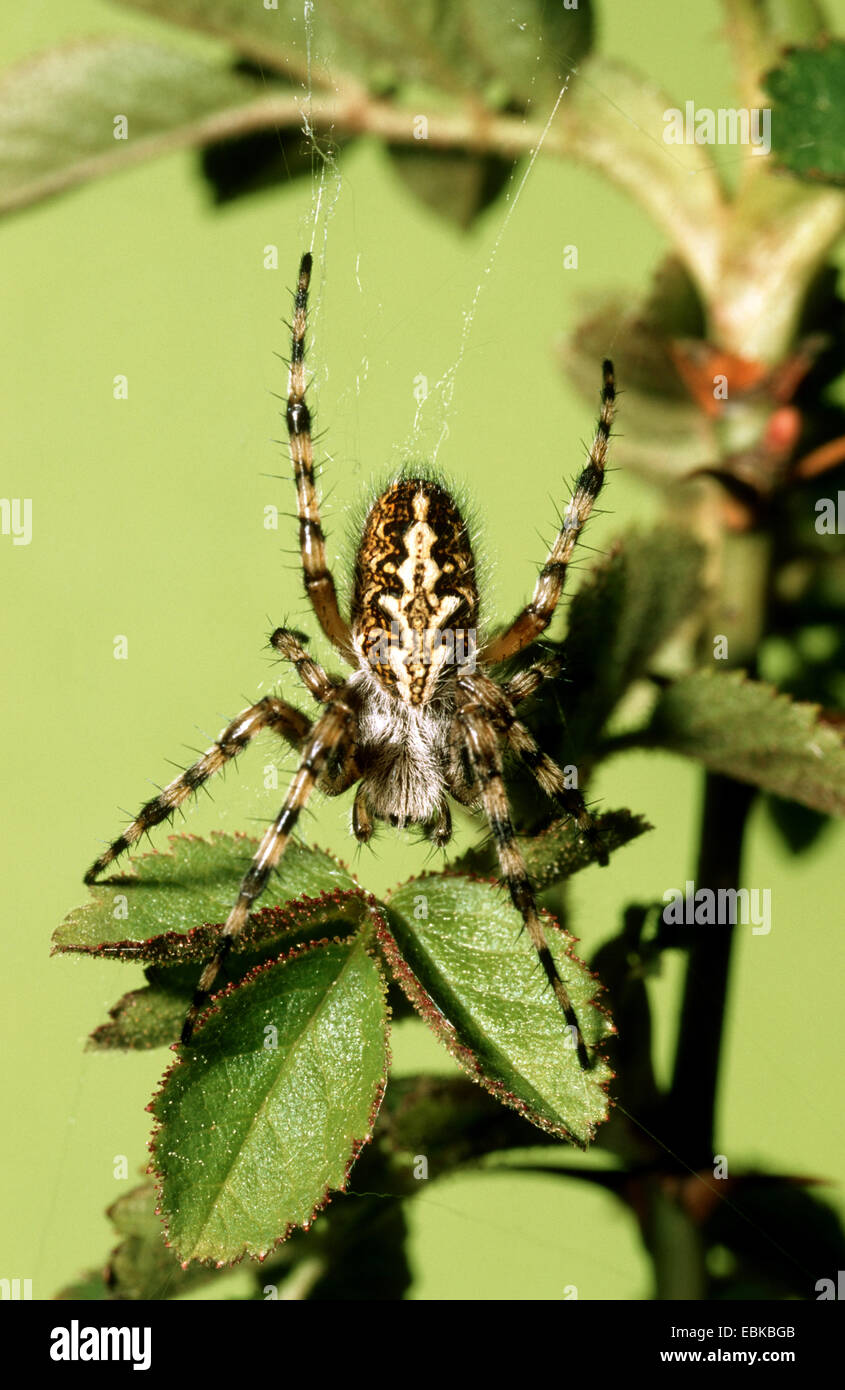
[{"x1": 351, "y1": 478, "x2": 478, "y2": 706}]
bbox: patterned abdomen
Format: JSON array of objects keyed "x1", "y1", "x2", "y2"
[{"x1": 352, "y1": 478, "x2": 478, "y2": 705}]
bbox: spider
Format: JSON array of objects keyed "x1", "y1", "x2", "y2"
[{"x1": 85, "y1": 253, "x2": 616, "y2": 1057}]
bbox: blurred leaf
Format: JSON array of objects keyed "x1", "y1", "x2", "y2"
[
  {"x1": 566, "y1": 257, "x2": 705, "y2": 400},
  {"x1": 561, "y1": 258, "x2": 712, "y2": 479},
  {"x1": 558, "y1": 58, "x2": 724, "y2": 290},
  {"x1": 381, "y1": 874, "x2": 613, "y2": 1146},
  {"x1": 646, "y1": 670, "x2": 845, "y2": 814},
  {"x1": 559, "y1": 527, "x2": 708, "y2": 760},
  {"x1": 763, "y1": 791, "x2": 831, "y2": 853},
  {"x1": 0, "y1": 38, "x2": 277, "y2": 214},
  {"x1": 765, "y1": 40, "x2": 845, "y2": 186},
  {"x1": 54, "y1": 1271, "x2": 111, "y2": 1300},
  {"x1": 705, "y1": 1174, "x2": 845, "y2": 1300},
  {"x1": 755, "y1": 0, "x2": 828, "y2": 44},
  {"x1": 117, "y1": 0, "x2": 594, "y2": 108},
  {"x1": 590, "y1": 906, "x2": 660, "y2": 1120},
  {"x1": 452, "y1": 808, "x2": 651, "y2": 884},
  {"x1": 54, "y1": 832, "x2": 357, "y2": 958},
  {"x1": 199, "y1": 61, "x2": 318, "y2": 202},
  {"x1": 115, "y1": 0, "x2": 318, "y2": 79},
  {"x1": 377, "y1": 1074, "x2": 557, "y2": 1168},
  {"x1": 292, "y1": 1191, "x2": 411, "y2": 1300},
  {"x1": 387, "y1": 144, "x2": 513, "y2": 228},
  {"x1": 104, "y1": 1184, "x2": 214, "y2": 1299},
  {"x1": 54, "y1": 1182, "x2": 221, "y2": 1300},
  {"x1": 151, "y1": 935, "x2": 389, "y2": 1265}
]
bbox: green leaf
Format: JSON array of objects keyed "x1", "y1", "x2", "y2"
[
  {"x1": 0, "y1": 38, "x2": 285, "y2": 215},
  {"x1": 558, "y1": 527, "x2": 707, "y2": 760},
  {"x1": 381, "y1": 874, "x2": 613, "y2": 1145},
  {"x1": 765, "y1": 40, "x2": 845, "y2": 186},
  {"x1": 452, "y1": 808, "x2": 651, "y2": 886},
  {"x1": 86, "y1": 889, "x2": 382, "y2": 1048},
  {"x1": 54, "y1": 832, "x2": 358, "y2": 958},
  {"x1": 150, "y1": 935, "x2": 389, "y2": 1265},
  {"x1": 646, "y1": 670, "x2": 845, "y2": 815}
]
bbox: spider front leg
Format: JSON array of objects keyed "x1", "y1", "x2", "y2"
[
  {"x1": 84, "y1": 696, "x2": 311, "y2": 884},
  {"x1": 181, "y1": 694, "x2": 359, "y2": 1043},
  {"x1": 286, "y1": 253, "x2": 354, "y2": 664},
  {"x1": 271, "y1": 626, "x2": 342, "y2": 704},
  {"x1": 501, "y1": 653, "x2": 562, "y2": 707},
  {"x1": 482, "y1": 360, "x2": 615, "y2": 665},
  {"x1": 454, "y1": 693, "x2": 591, "y2": 1070}
]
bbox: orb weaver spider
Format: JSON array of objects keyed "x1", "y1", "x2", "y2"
[{"x1": 85, "y1": 253, "x2": 616, "y2": 1057}]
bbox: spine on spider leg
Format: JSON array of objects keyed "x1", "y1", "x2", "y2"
[
  {"x1": 559, "y1": 358, "x2": 615, "y2": 555},
  {"x1": 507, "y1": 869, "x2": 592, "y2": 1072},
  {"x1": 544, "y1": 360, "x2": 616, "y2": 866},
  {"x1": 286, "y1": 253, "x2": 321, "y2": 546},
  {"x1": 180, "y1": 697, "x2": 356, "y2": 1044},
  {"x1": 180, "y1": 851, "x2": 284, "y2": 1045},
  {"x1": 179, "y1": 799, "x2": 306, "y2": 1045},
  {"x1": 481, "y1": 361, "x2": 616, "y2": 665},
  {"x1": 459, "y1": 700, "x2": 593, "y2": 1068},
  {"x1": 284, "y1": 252, "x2": 352, "y2": 658}
]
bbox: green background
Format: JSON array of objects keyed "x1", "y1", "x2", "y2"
[{"x1": 2, "y1": 0, "x2": 843, "y2": 1300}]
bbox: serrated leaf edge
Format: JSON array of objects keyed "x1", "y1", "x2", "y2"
[
  {"x1": 374, "y1": 898, "x2": 614, "y2": 1149},
  {"x1": 146, "y1": 932, "x2": 391, "y2": 1268}
]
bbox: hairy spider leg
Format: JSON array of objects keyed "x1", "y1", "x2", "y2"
[
  {"x1": 271, "y1": 626, "x2": 342, "y2": 703},
  {"x1": 181, "y1": 697, "x2": 358, "y2": 1043},
  {"x1": 465, "y1": 670, "x2": 608, "y2": 865},
  {"x1": 84, "y1": 697, "x2": 311, "y2": 884},
  {"x1": 286, "y1": 253, "x2": 354, "y2": 662},
  {"x1": 501, "y1": 654, "x2": 563, "y2": 706},
  {"x1": 482, "y1": 360, "x2": 616, "y2": 664},
  {"x1": 455, "y1": 689, "x2": 592, "y2": 1071}
]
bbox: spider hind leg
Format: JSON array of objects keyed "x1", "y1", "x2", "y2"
[
  {"x1": 466, "y1": 671, "x2": 608, "y2": 866},
  {"x1": 454, "y1": 692, "x2": 593, "y2": 1070}
]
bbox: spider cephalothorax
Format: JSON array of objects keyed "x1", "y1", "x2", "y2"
[{"x1": 85, "y1": 252, "x2": 616, "y2": 1061}]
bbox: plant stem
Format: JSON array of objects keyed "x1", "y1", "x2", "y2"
[{"x1": 668, "y1": 770, "x2": 755, "y2": 1168}]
